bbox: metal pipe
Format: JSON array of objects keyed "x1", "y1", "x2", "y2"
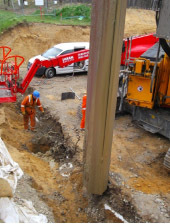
[
  {"x1": 70, "y1": 87, "x2": 81, "y2": 100},
  {"x1": 128, "y1": 36, "x2": 133, "y2": 64},
  {"x1": 125, "y1": 38, "x2": 129, "y2": 68},
  {"x1": 150, "y1": 41, "x2": 161, "y2": 93}
]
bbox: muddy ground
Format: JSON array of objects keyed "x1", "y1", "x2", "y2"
[{"x1": 0, "y1": 8, "x2": 170, "y2": 223}]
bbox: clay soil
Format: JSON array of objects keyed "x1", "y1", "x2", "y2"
[{"x1": 0, "y1": 8, "x2": 170, "y2": 223}]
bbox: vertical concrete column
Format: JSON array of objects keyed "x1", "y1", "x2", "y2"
[{"x1": 83, "y1": 0, "x2": 127, "y2": 195}]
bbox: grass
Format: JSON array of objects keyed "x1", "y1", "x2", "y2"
[
  {"x1": 0, "y1": 10, "x2": 19, "y2": 32},
  {"x1": 0, "y1": 4, "x2": 91, "y2": 33},
  {"x1": 56, "y1": 4, "x2": 91, "y2": 21}
]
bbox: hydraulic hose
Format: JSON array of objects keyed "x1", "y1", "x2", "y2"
[
  {"x1": 150, "y1": 41, "x2": 161, "y2": 93},
  {"x1": 159, "y1": 38, "x2": 170, "y2": 57}
]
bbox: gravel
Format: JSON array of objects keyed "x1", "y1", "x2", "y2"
[{"x1": 14, "y1": 174, "x2": 55, "y2": 223}]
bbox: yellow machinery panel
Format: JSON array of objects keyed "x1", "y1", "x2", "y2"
[
  {"x1": 165, "y1": 84, "x2": 170, "y2": 105},
  {"x1": 126, "y1": 75, "x2": 155, "y2": 109},
  {"x1": 157, "y1": 54, "x2": 170, "y2": 106},
  {"x1": 135, "y1": 60, "x2": 145, "y2": 74}
]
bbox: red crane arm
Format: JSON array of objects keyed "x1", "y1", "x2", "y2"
[{"x1": 17, "y1": 49, "x2": 89, "y2": 94}]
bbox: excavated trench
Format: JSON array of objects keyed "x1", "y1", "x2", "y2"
[
  {"x1": 2, "y1": 87, "x2": 169, "y2": 222},
  {"x1": 14, "y1": 91, "x2": 144, "y2": 223},
  {"x1": 30, "y1": 111, "x2": 75, "y2": 158},
  {"x1": 0, "y1": 89, "x2": 140, "y2": 223},
  {"x1": 16, "y1": 90, "x2": 77, "y2": 161}
]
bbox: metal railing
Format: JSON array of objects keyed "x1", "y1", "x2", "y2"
[{"x1": 127, "y1": 0, "x2": 158, "y2": 10}]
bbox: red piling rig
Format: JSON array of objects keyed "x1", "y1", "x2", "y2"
[{"x1": 0, "y1": 45, "x2": 89, "y2": 103}]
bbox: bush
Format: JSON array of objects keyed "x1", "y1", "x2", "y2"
[{"x1": 56, "y1": 4, "x2": 91, "y2": 20}]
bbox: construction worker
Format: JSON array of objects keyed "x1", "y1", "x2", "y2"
[
  {"x1": 21, "y1": 90, "x2": 44, "y2": 131},
  {"x1": 80, "y1": 94, "x2": 87, "y2": 130}
]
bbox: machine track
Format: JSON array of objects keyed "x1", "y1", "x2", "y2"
[{"x1": 164, "y1": 148, "x2": 170, "y2": 170}]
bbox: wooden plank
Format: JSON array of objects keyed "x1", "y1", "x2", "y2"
[{"x1": 83, "y1": 0, "x2": 127, "y2": 195}]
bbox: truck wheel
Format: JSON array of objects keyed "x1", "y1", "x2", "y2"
[
  {"x1": 45, "y1": 68, "x2": 55, "y2": 78},
  {"x1": 78, "y1": 61, "x2": 85, "y2": 69}
]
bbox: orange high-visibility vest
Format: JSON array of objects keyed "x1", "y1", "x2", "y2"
[
  {"x1": 21, "y1": 94, "x2": 44, "y2": 114},
  {"x1": 80, "y1": 95, "x2": 87, "y2": 129},
  {"x1": 82, "y1": 95, "x2": 87, "y2": 110}
]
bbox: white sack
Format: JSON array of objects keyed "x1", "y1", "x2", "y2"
[
  {"x1": 0, "y1": 138, "x2": 23, "y2": 193},
  {"x1": 0, "y1": 138, "x2": 47, "y2": 223},
  {"x1": 0, "y1": 198, "x2": 47, "y2": 223},
  {"x1": 0, "y1": 198, "x2": 19, "y2": 223}
]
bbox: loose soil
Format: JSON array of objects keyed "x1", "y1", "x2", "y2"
[{"x1": 0, "y1": 8, "x2": 169, "y2": 223}]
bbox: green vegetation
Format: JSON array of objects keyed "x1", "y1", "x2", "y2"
[
  {"x1": 0, "y1": 10, "x2": 19, "y2": 33},
  {"x1": 0, "y1": 4, "x2": 91, "y2": 33},
  {"x1": 56, "y1": 4, "x2": 91, "y2": 22}
]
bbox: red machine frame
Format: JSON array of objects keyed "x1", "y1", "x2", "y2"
[
  {"x1": 0, "y1": 46, "x2": 24, "y2": 103},
  {"x1": 121, "y1": 33, "x2": 159, "y2": 65},
  {"x1": 0, "y1": 47, "x2": 89, "y2": 103}
]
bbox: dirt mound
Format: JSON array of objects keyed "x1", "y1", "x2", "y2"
[
  {"x1": 0, "y1": 23, "x2": 90, "y2": 64},
  {"x1": 0, "y1": 9, "x2": 156, "y2": 64},
  {"x1": 0, "y1": 103, "x2": 31, "y2": 150},
  {"x1": 125, "y1": 9, "x2": 156, "y2": 37}
]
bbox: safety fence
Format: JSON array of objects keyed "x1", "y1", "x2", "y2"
[
  {"x1": 127, "y1": 0, "x2": 158, "y2": 10},
  {"x1": 0, "y1": 0, "x2": 91, "y2": 12},
  {"x1": 0, "y1": 0, "x2": 159, "y2": 13},
  {"x1": 0, "y1": 0, "x2": 158, "y2": 25}
]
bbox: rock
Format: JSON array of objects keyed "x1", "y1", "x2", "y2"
[
  {"x1": 160, "y1": 208, "x2": 167, "y2": 213},
  {"x1": 0, "y1": 178, "x2": 13, "y2": 197},
  {"x1": 118, "y1": 156, "x2": 122, "y2": 161},
  {"x1": 151, "y1": 214, "x2": 158, "y2": 221},
  {"x1": 61, "y1": 211, "x2": 65, "y2": 216},
  {"x1": 155, "y1": 198, "x2": 162, "y2": 203},
  {"x1": 37, "y1": 152, "x2": 42, "y2": 156},
  {"x1": 78, "y1": 208, "x2": 82, "y2": 212},
  {"x1": 45, "y1": 150, "x2": 52, "y2": 157}
]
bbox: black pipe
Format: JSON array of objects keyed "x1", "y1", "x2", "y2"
[{"x1": 160, "y1": 38, "x2": 170, "y2": 57}]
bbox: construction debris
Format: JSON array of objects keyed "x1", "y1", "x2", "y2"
[{"x1": 61, "y1": 92, "x2": 75, "y2": 100}]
